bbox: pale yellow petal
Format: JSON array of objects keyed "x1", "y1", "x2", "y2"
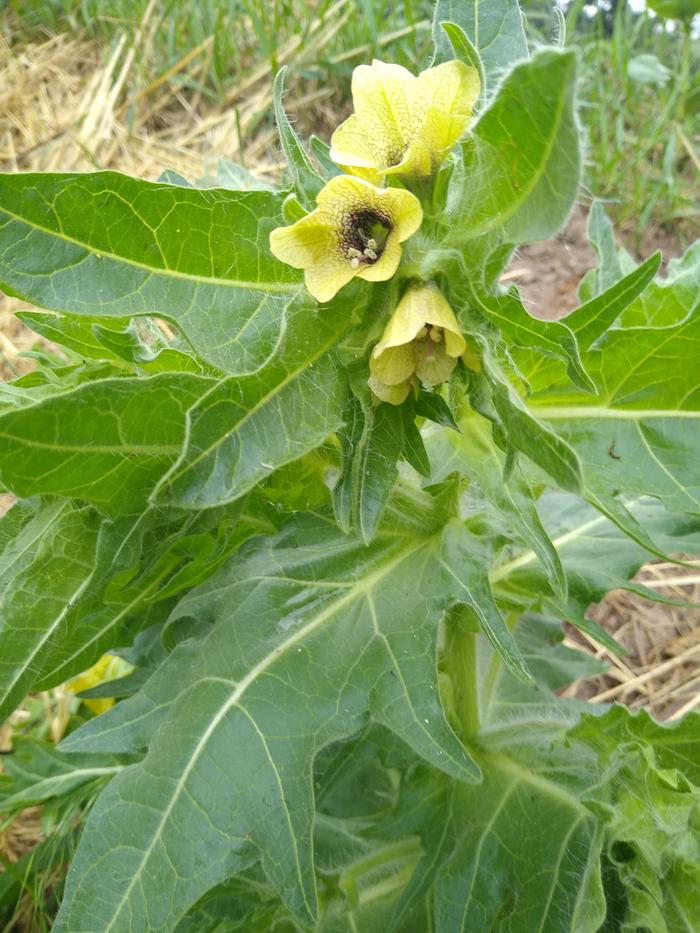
[
  {"x1": 375, "y1": 282, "x2": 463, "y2": 352},
  {"x1": 385, "y1": 135, "x2": 432, "y2": 179},
  {"x1": 270, "y1": 212, "x2": 352, "y2": 302},
  {"x1": 269, "y1": 214, "x2": 334, "y2": 269},
  {"x1": 271, "y1": 175, "x2": 421, "y2": 300},
  {"x1": 66, "y1": 654, "x2": 133, "y2": 716},
  {"x1": 417, "y1": 60, "x2": 480, "y2": 154},
  {"x1": 368, "y1": 374, "x2": 412, "y2": 406},
  {"x1": 415, "y1": 341, "x2": 458, "y2": 385},
  {"x1": 370, "y1": 343, "x2": 416, "y2": 385},
  {"x1": 381, "y1": 186, "x2": 424, "y2": 242},
  {"x1": 444, "y1": 328, "x2": 467, "y2": 358},
  {"x1": 347, "y1": 60, "x2": 417, "y2": 164},
  {"x1": 374, "y1": 286, "x2": 429, "y2": 353},
  {"x1": 304, "y1": 259, "x2": 356, "y2": 303},
  {"x1": 330, "y1": 59, "x2": 480, "y2": 181},
  {"x1": 314, "y1": 173, "x2": 366, "y2": 212},
  {"x1": 461, "y1": 345, "x2": 482, "y2": 372},
  {"x1": 416, "y1": 285, "x2": 466, "y2": 354},
  {"x1": 330, "y1": 113, "x2": 387, "y2": 181}
]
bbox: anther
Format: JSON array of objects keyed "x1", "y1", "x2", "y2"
[
  {"x1": 366, "y1": 238, "x2": 378, "y2": 251},
  {"x1": 363, "y1": 247, "x2": 378, "y2": 261},
  {"x1": 350, "y1": 257, "x2": 361, "y2": 269},
  {"x1": 417, "y1": 325, "x2": 429, "y2": 341},
  {"x1": 430, "y1": 327, "x2": 443, "y2": 343},
  {"x1": 347, "y1": 247, "x2": 364, "y2": 259}
]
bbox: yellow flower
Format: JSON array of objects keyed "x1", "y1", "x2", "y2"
[
  {"x1": 66, "y1": 654, "x2": 133, "y2": 715},
  {"x1": 269, "y1": 175, "x2": 422, "y2": 303},
  {"x1": 330, "y1": 59, "x2": 480, "y2": 184},
  {"x1": 369, "y1": 282, "x2": 467, "y2": 404}
]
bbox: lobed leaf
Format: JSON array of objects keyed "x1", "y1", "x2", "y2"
[
  {"x1": 0, "y1": 373, "x2": 210, "y2": 513},
  {"x1": 451, "y1": 49, "x2": 580, "y2": 245},
  {"x1": 154, "y1": 302, "x2": 350, "y2": 510},
  {"x1": 0, "y1": 500, "x2": 102, "y2": 722},
  {"x1": 0, "y1": 172, "x2": 303, "y2": 374},
  {"x1": 56, "y1": 511, "x2": 480, "y2": 931}
]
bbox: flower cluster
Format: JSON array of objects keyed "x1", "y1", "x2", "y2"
[{"x1": 269, "y1": 58, "x2": 480, "y2": 404}]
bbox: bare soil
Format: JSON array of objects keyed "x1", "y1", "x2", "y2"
[{"x1": 511, "y1": 203, "x2": 687, "y2": 321}]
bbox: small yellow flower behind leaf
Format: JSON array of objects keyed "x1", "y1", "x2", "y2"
[
  {"x1": 330, "y1": 59, "x2": 480, "y2": 184},
  {"x1": 368, "y1": 373, "x2": 414, "y2": 406},
  {"x1": 269, "y1": 175, "x2": 423, "y2": 303},
  {"x1": 369, "y1": 282, "x2": 467, "y2": 404},
  {"x1": 66, "y1": 654, "x2": 133, "y2": 715}
]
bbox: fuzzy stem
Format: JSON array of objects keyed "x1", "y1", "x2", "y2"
[{"x1": 444, "y1": 607, "x2": 480, "y2": 739}]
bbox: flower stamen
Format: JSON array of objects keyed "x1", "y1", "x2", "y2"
[{"x1": 343, "y1": 209, "x2": 392, "y2": 269}]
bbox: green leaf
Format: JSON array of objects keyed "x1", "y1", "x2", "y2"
[
  {"x1": 577, "y1": 201, "x2": 625, "y2": 303},
  {"x1": 17, "y1": 310, "x2": 135, "y2": 365},
  {"x1": 619, "y1": 239, "x2": 700, "y2": 327},
  {"x1": 627, "y1": 53, "x2": 672, "y2": 86},
  {"x1": 572, "y1": 705, "x2": 700, "y2": 785},
  {"x1": 273, "y1": 67, "x2": 324, "y2": 209},
  {"x1": 333, "y1": 395, "x2": 405, "y2": 543},
  {"x1": 204, "y1": 158, "x2": 276, "y2": 192},
  {"x1": 432, "y1": 0, "x2": 527, "y2": 87},
  {"x1": 0, "y1": 373, "x2": 210, "y2": 512},
  {"x1": 153, "y1": 303, "x2": 350, "y2": 510},
  {"x1": 526, "y1": 311, "x2": 700, "y2": 521},
  {"x1": 401, "y1": 409, "x2": 431, "y2": 479},
  {"x1": 478, "y1": 363, "x2": 583, "y2": 494},
  {"x1": 451, "y1": 49, "x2": 580, "y2": 245},
  {"x1": 646, "y1": 0, "x2": 700, "y2": 20},
  {"x1": 35, "y1": 501, "x2": 258, "y2": 692},
  {"x1": 0, "y1": 737, "x2": 123, "y2": 813},
  {"x1": 492, "y1": 492, "x2": 700, "y2": 653},
  {"x1": 415, "y1": 388, "x2": 459, "y2": 431},
  {"x1": 436, "y1": 22, "x2": 485, "y2": 103},
  {"x1": 56, "y1": 511, "x2": 479, "y2": 931},
  {"x1": 434, "y1": 752, "x2": 605, "y2": 933},
  {"x1": 309, "y1": 136, "x2": 343, "y2": 178},
  {"x1": 0, "y1": 495, "x2": 257, "y2": 719},
  {"x1": 429, "y1": 416, "x2": 567, "y2": 602},
  {"x1": 440, "y1": 521, "x2": 531, "y2": 682},
  {"x1": 0, "y1": 171, "x2": 303, "y2": 374},
  {"x1": 429, "y1": 631, "x2": 700, "y2": 933},
  {"x1": 0, "y1": 500, "x2": 102, "y2": 721},
  {"x1": 466, "y1": 282, "x2": 595, "y2": 392},
  {"x1": 572, "y1": 708, "x2": 700, "y2": 932},
  {"x1": 564, "y1": 251, "x2": 661, "y2": 351}
]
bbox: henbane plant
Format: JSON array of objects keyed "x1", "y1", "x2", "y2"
[{"x1": 0, "y1": 2, "x2": 699, "y2": 930}]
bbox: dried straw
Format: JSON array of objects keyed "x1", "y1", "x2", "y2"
[{"x1": 563, "y1": 559, "x2": 700, "y2": 719}]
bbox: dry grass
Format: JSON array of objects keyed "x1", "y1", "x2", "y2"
[
  {"x1": 0, "y1": 808, "x2": 43, "y2": 866},
  {"x1": 562, "y1": 560, "x2": 700, "y2": 719}
]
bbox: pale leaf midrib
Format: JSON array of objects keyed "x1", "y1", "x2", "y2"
[
  {"x1": 0, "y1": 204, "x2": 300, "y2": 294},
  {"x1": 529, "y1": 405, "x2": 700, "y2": 420},
  {"x1": 95, "y1": 536, "x2": 430, "y2": 932}
]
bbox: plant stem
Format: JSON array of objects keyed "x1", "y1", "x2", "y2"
[
  {"x1": 480, "y1": 610, "x2": 519, "y2": 720},
  {"x1": 444, "y1": 607, "x2": 480, "y2": 738}
]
